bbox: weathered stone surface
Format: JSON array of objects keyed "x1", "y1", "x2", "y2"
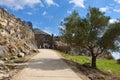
[
  {"x1": 54, "y1": 41, "x2": 70, "y2": 53},
  {"x1": 0, "y1": 46, "x2": 9, "y2": 57},
  {"x1": 34, "y1": 28, "x2": 54, "y2": 49},
  {"x1": 0, "y1": 60, "x2": 4, "y2": 65},
  {"x1": 0, "y1": 7, "x2": 37, "y2": 57},
  {"x1": 88, "y1": 73, "x2": 105, "y2": 80},
  {"x1": 104, "y1": 69, "x2": 112, "y2": 74},
  {"x1": 0, "y1": 8, "x2": 38, "y2": 80},
  {"x1": 17, "y1": 52, "x2": 25, "y2": 58},
  {"x1": 0, "y1": 70, "x2": 10, "y2": 80}
]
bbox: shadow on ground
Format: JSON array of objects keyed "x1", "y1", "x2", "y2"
[{"x1": 27, "y1": 58, "x2": 69, "y2": 70}]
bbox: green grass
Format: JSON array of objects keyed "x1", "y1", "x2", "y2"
[
  {"x1": 56, "y1": 50, "x2": 120, "y2": 76},
  {"x1": 97, "y1": 59, "x2": 120, "y2": 76}
]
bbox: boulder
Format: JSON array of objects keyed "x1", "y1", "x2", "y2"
[
  {"x1": 0, "y1": 60, "x2": 4, "y2": 65},
  {"x1": 0, "y1": 46, "x2": 9, "y2": 57},
  {"x1": 0, "y1": 8, "x2": 37, "y2": 60},
  {"x1": 107, "y1": 70, "x2": 112, "y2": 74},
  {"x1": 104, "y1": 69, "x2": 112, "y2": 74},
  {"x1": 83, "y1": 62, "x2": 91, "y2": 67},
  {"x1": 17, "y1": 52, "x2": 25, "y2": 58},
  {"x1": 0, "y1": 71, "x2": 10, "y2": 80},
  {"x1": 32, "y1": 49, "x2": 39, "y2": 53}
]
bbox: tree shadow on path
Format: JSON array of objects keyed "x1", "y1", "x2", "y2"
[{"x1": 27, "y1": 58, "x2": 70, "y2": 71}]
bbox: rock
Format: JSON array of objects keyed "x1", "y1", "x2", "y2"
[
  {"x1": 83, "y1": 62, "x2": 91, "y2": 67},
  {"x1": 32, "y1": 49, "x2": 39, "y2": 53},
  {"x1": 0, "y1": 70, "x2": 10, "y2": 79},
  {"x1": 17, "y1": 52, "x2": 25, "y2": 58},
  {"x1": 0, "y1": 72, "x2": 10, "y2": 80},
  {"x1": 0, "y1": 60, "x2": 4, "y2": 65},
  {"x1": 104, "y1": 69, "x2": 112, "y2": 74},
  {"x1": 107, "y1": 70, "x2": 112, "y2": 74},
  {"x1": 25, "y1": 50, "x2": 30, "y2": 54},
  {"x1": 3, "y1": 58, "x2": 8, "y2": 61},
  {"x1": 0, "y1": 41, "x2": 7, "y2": 45},
  {"x1": 0, "y1": 46, "x2": 9, "y2": 57},
  {"x1": 88, "y1": 74, "x2": 96, "y2": 80},
  {"x1": 88, "y1": 73, "x2": 105, "y2": 80},
  {"x1": 97, "y1": 74, "x2": 105, "y2": 80}
]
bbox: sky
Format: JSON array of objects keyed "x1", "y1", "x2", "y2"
[
  {"x1": 0, "y1": 0, "x2": 120, "y2": 35},
  {"x1": 0, "y1": 0, "x2": 120, "y2": 59}
]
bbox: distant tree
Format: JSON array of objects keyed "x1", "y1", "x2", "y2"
[
  {"x1": 27, "y1": 21, "x2": 33, "y2": 27},
  {"x1": 23, "y1": 21, "x2": 33, "y2": 29},
  {"x1": 60, "y1": 8, "x2": 120, "y2": 68},
  {"x1": 0, "y1": 23, "x2": 3, "y2": 29},
  {"x1": 26, "y1": 21, "x2": 33, "y2": 29},
  {"x1": 60, "y1": 10, "x2": 82, "y2": 44}
]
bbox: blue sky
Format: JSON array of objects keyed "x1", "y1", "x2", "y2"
[
  {"x1": 0, "y1": 0, "x2": 120, "y2": 36},
  {"x1": 0, "y1": 0, "x2": 120, "y2": 59}
]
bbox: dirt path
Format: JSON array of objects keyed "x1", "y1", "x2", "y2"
[{"x1": 13, "y1": 49, "x2": 83, "y2": 80}]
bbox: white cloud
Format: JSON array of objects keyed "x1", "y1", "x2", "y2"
[
  {"x1": 42, "y1": 11, "x2": 47, "y2": 16},
  {"x1": 43, "y1": 27, "x2": 52, "y2": 35},
  {"x1": 69, "y1": 0, "x2": 85, "y2": 8},
  {"x1": 113, "y1": 9, "x2": 120, "y2": 13},
  {"x1": 27, "y1": 12, "x2": 32, "y2": 15},
  {"x1": 100, "y1": 7, "x2": 108, "y2": 12},
  {"x1": 0, "y1": 0, "x2": 42, "y2": 10},
  {"x1": 45, "y1": 0, "x2": 59, "y2": 7},
  {"x1": 109, "y1": 19, "x2": 119, "y2": 24},
  {"x1": 59, "y1": 25, "x2": 65, "y2": 30},
  {"x1": 67, "y1": 10, "x2": 72, "y2": 14},
  {"x1": 115, "y1": 0, "x2": 120, "y2": 4}
]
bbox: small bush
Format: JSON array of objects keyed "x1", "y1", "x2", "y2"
[
  {"x1": 0, "y1": 55, "x2": 3, "y2": 59},
  {"x1": 117, "y1": 59, "x2": 120, "y2": 64},
  {"x1": 32, "y1": 49, "x2": 39, "y2": 53},
  {"x1": 14, "y1": 58, "x2": 25, "y2": 63},
  {"x1": 0, "y1": 24, "x2": 3, "y2": 29},
  {"x1": 106, "y1": 55, "x2": 114, "y2": 60},
  {"x1": 9, "y1": 56, "x2": 16, "y2": 60}
]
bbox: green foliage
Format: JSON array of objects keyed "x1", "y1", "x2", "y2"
[
  {"x1": 88, "y1": 7, "x2": 110, "y2": 28},
  {"x1": 0, "y1": 23, "x2": 3, "y2": 29},
  {"x1": 97, "y1": 59, "x2": 120, "y2": 75},
  {"x1": 60, "y1": 7, "x2": 112, "y2": 68},
  {"x1": 14, "y1": 58, "x2": 25, "y2": 63},
  {"x1": 0, "y1": 55, "x2": 3, "y2": 60},
  {"x1": 106, "y1": 55, "x2": 114, "y2": 60},
  {"x1": 60, "y1": 10, "x2": 83, "y2": 45},
  {"x1": 56, "y1": 50, "x2": 91, "y2": 64},
  {"x1": 117, "y1": 59, "x2": 120, "y2": 64},
  {"x1": 101, "y1": 21, "x2": 120, "y2": 51}
]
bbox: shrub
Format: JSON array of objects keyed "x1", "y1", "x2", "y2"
[
  {"x1": 117, "y1": 59, "x2": 120, "y2": 64},
  {"x1": 0, "y1": 24, "x2": 3, "y2": 29},
  {"x1": 0, "y1": 55, "x2": 3, "y2": 59},
  {"x1": 106, "y1": 55, "x2": 114, "y2": 60}
]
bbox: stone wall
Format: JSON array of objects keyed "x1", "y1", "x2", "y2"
[
  {"x1": 34, "y1": 28, "x2": 54, "y2": 49},
  {"x1": 0, "y1": 7, "x2": 37, "y2": 57}
]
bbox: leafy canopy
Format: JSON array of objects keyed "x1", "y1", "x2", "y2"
[{"x1": 60, "y1": 7, "x2": 120, "y2": 68}]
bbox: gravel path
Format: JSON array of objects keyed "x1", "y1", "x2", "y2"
[{"x1": 13, "y1": 49, "x2": 83, "y2": 80}]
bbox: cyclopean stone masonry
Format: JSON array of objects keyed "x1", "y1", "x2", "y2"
[{"x1": 0, "y1": 7, "x2": 37, "y2": 57}]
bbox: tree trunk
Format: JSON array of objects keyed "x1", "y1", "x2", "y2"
[{"x1": 92, "y1": 56, "x2": 97, "y2": 68}]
